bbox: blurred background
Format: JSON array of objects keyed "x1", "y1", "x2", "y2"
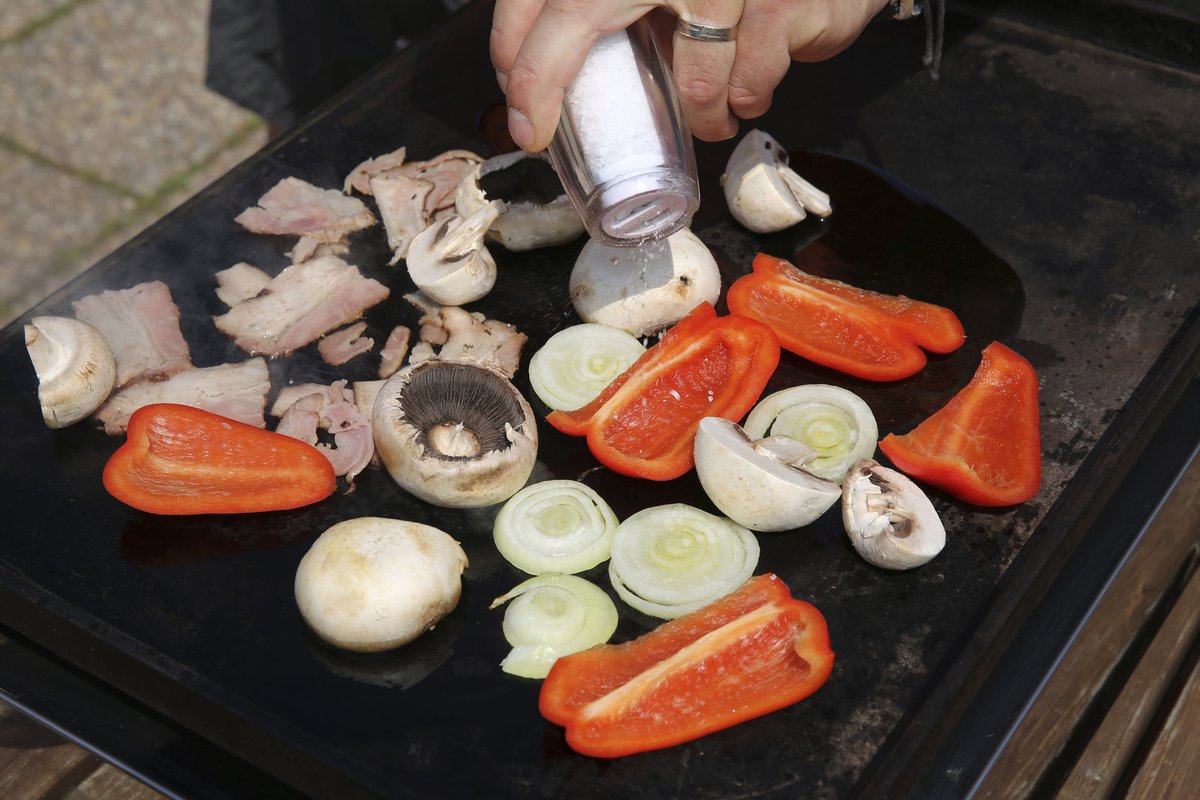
[
  {"x1": 0, "y1": 1, "x2": 267, "y2": 328},
  {"x1": 0, "y1": 4, "x2": 260, "y2": 795}
]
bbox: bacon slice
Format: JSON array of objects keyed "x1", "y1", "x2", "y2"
[
  {"x1": 73, "y1": 281, "x2": 192, "y2": 388},
  {"x1": 344, "y1": 146, "x2": 407, "y2": 196},
  {"x1": 404, "y1": 293, "x2": 526, "y2": 377},
  {"x1": 269, "y1": 382, "x2": 354, "y2": 418},
  {"x1": 346, "y1": 148, "x2": 483, "y2": 262},
  {"x1": 215, "y1": 262, "x2": 272, "y2": 308},
  {"x1": 318, "y1": 321, "x2": 374, "y2": 366},
  {"x1": 95, "y1": 359, "x2": 270, "y2": 435},
  {"x1": 214, "y1": 255, "x2": 389, "y2": 357},
  {"x1": 270, "y1": 380, "x2": 374, "y2": 484},
  {"x1": 235, "y1": 177, "x2": 375, "y2": 245},
  {"x1": 377, "y1": 325, "x2": 411, "y2": 378}
]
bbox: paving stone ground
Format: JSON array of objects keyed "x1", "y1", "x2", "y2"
[
  {"x1": 0, "y1": 1, "x2": 265, "y2": 794},
  {"x1": 0, "y1": 0, "x2": 267, "y2": 326}
]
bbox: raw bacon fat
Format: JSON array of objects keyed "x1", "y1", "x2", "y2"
[
  {"x1": 214, "y1": 255, "x2": 389, "y2": 358},
  {"x1": 73, "y1": 281, "x2": 192, "y2": 388},
  {"x1": 235, "y1": 177, "x2": 375, "y2": 244},
  {"x1": 95, "y1": 359, "x2": 270, "y2": 435}
]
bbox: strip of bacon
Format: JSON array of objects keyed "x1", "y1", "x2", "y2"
[
  {"x1": 73, "y1": 281, "x2": 192, "y2": 388},
  {"x1": 214, "y1": 255, "x2": 389, "y2": 358},
  {"x1": 95, "y1": 359, "x2": 270, "y2": 435},
  {"x1": 318, "y1": 321, "x2": 374, "y2": 366},
  {"x1": 235, "y1": 177, "x2": 375, "y2": 245}
]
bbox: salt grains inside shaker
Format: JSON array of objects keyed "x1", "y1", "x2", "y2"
[{"x1": 547, "y1": 19, "x2": 699, "y2": 247}]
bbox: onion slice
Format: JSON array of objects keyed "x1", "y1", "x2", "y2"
[
  {"x1": 491, "y1": 574, "x2": 619, "y2": 679},
  {"x1": 493, "y1": 480, "x2": 619, "y2": 575},
  {"x1": 608, "y1": 504, "x2": 760, "y2": 620},
  {"x1": 528, "y1": 323, "x2": 646, "y2": 411},
  {"x1": 743, "y1": 384, "x2": 878, "y2": 483}
]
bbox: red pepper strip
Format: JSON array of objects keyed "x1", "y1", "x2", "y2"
[
  {"x1": 546, "y1": 303, "x2": 780, "y2": 480},
  {"x1": 103, "y1": 403, "x2": 336, "y2": 515},
  {"x1": 726, "y1": 253, "x2": 966, "y2": 381},
  {"x1": 880, "y1": 341, "x2": 1041, "y2": 506},
  {"x1": 539, "y1": 573, "x2": 834, "y2": 758}
]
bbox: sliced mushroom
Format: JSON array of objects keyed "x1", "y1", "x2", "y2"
[
  {"x1": 721, "y1": 129, "x2": 832, "y2": 233},
  {"x1": 454, "y1": 150, "x2": 584, "y2": 251},
  {"x1": 842, "y1": 459, "x2": 946, "y2": 570},
  {"x1": 405, "y1": 200, "x2": 504, "y2": 306},
  {"x1": 373, "y1": 359, "x2": 538, "y2": 508},
  {"x1": 24, "y1": 315, "x2": 117, "y2": 428},
  {"x1": 693, "y1": 417, "x2": 841, "y2": 532},
  {"x1": 569, "y1": 228, "x2": 721, "y2": 337}
]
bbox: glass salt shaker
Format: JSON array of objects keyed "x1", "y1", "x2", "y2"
[{"x1": 547, "y1": 18, "x2": 699, "y2": 247}]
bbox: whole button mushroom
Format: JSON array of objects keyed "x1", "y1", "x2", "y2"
[
  {"x1": 569, "y1": 228, "x2": 720, "y2": 337},
  {"x1": 295, "y1": 517, "x2": 468, "y2": 652}
]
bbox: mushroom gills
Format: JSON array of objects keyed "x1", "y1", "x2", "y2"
[
  {"x1": 842, "y1": 459, "x2": 945, "y2": 570},
  {"x1": 405, "y1": 200, "x2": 503, "y2": 305},
  {"x1": 401, "y1": 362, "x2": 526, "y2": 458},
  {"x1": 373, "y1": 359, "x2": 538, "y2": 508}
]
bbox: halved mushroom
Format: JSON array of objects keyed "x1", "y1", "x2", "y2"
[
  {"x1": 721, "y1": 129, "x2": 832, "y2": 233},
  {"x1": 405, "y1": 200, "x2": 504, "y2": 306},
  {"x1": 24, "y1": 315, "x2": 117, "y2": 428},
  {"x1": 842, "y1": 459, "x2": 946, "y2": 570},
  {"x1": 373, "y1": 359, "x2": 538, "y2": 508},
  {"x1": 569, "y1": 228, "x2": 721, "y2": 337},
  {"x1": 693, "y1": 417, "x2": 841, "y2": 532},
  {"x1": 454, "y1": 150, "x2": 584, "y2": 251}
]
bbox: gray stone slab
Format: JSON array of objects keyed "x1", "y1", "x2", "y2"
[
  {"x1": 0, "y1": 0, "x2": 74, "y2": 41},
  {"x1": 0, "y1": 152, "x2": 134, "y2": 325},
  {"x1": 0, "y1": 0, "x2": 260, "y2": 197}
]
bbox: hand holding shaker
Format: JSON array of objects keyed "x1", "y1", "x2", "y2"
[{"x1": 547, "y1": 18, "x2": 700, "y2": 247}]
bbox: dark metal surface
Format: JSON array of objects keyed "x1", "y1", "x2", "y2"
[{"x1": 1, "y1": 2, "x2": 1198, "y2": 798}]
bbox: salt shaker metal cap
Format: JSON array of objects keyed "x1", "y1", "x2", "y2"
[{"x1": 547, "y1": 18, "x2": 699, "y2": 247}]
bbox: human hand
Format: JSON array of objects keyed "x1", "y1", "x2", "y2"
[{"x1": 491, "y1": 0, "x2": 890, "y2": 153}]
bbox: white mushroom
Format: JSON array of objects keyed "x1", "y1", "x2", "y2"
[
  {"x1": 372, "y1": 359, "x2": 538, "y2": 508},
  {"x1": 569, "y1": 228, "x2": 721, "y2": 337},
  {"x1": 693, "y1": 417, "x2": 841, "y2": 532},
  {"x1": 24, "y1": 315, "x2": 117, "y2": 428},
  {"x1": 842, "y1": 459, "x2": 946, "y2": 570},
  {"x1": 294, "y1": 517, "x2": 468, "y2": 652},
  {"x1": 721, "y1": 129, "x2": 832, "y2": 233},
  {"x1": 454, "y1": 151, "x2": 584, "y2": 251},
  {"x1": 405, "y1": 200, "x2": 504, "y2": 305}
]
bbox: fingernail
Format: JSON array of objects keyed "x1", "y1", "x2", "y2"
[
  {"x1": 495, "y1": 69, "x2": 509, "y2": 93},
  {"x1": 507, "y1": 106, "x2": 534, "y2": 150}
]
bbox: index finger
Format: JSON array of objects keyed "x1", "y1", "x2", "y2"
[
  {"x1": 491, "y1": 0, "x2": 545, "y2": 84},
  {"x1": 498, "y1": 0, "x2": 659, "y2": 151}
]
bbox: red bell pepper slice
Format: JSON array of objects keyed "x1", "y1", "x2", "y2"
[
  {"x1": 879, "y1": 341, "x2": 1041, "y2": 506},
  {"x1": 546, "y1": 303, "x2": 780, "y2": 481},
  {"x1": 726, "y1": 253, "x2": 965, "y2": 381},
  {"x1": 103, "y1": 403, "x2": 336, "y2": 515},
  {"x1": 539, "y1": 573, "x2": 834, "y2": 758}
]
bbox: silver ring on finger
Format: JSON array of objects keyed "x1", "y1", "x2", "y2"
[{"x1": 674, "y1": 18, "x2": 738, "y2": 42}]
